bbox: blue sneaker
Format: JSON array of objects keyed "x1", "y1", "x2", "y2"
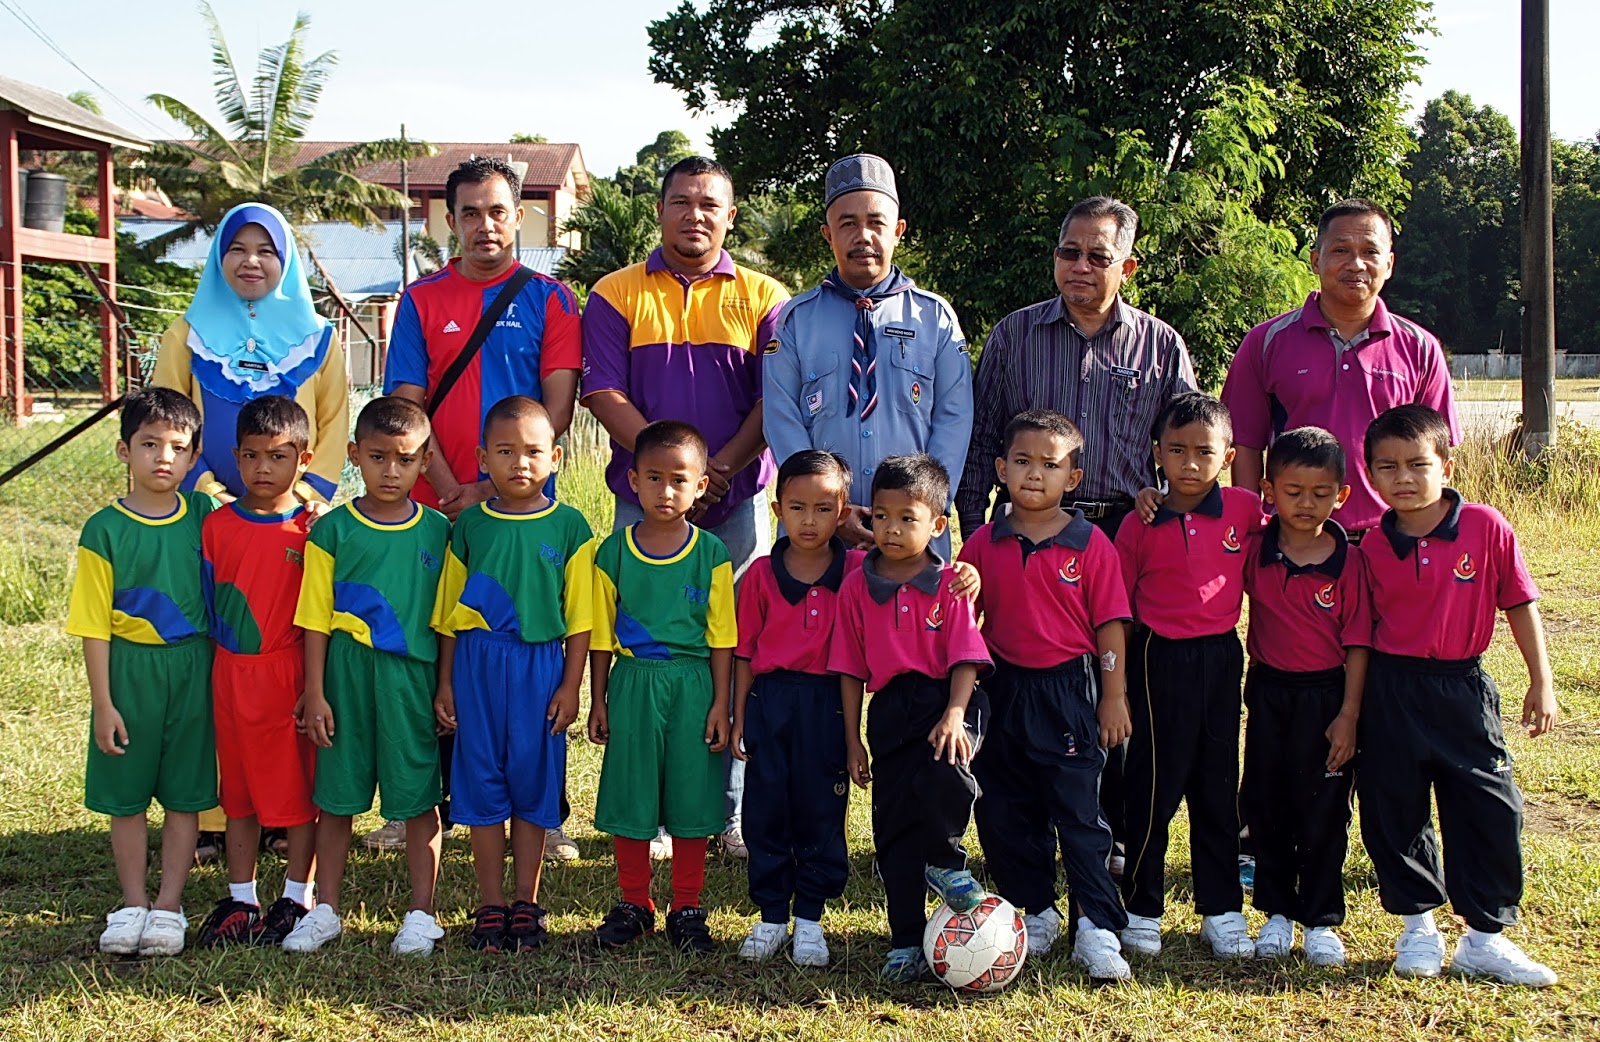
[
  {"x1": 881, "y1": 945, "x2": 930, "y2": 982},
  {"x1": 1238, "y1": 855, "x2": 1256, "y2": 891},
  {"x1": 925, "y1": 867, "x2": 986, "y2": 912}
]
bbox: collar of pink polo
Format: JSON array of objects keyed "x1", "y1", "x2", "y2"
[
  {"x1": 1259, "y1": 516, "x2": 1350, "y2": 578},
  {"x1": 861, "y1": 547, "x2": 943, "y2": 605},
  {"x1": 1380, "y1": 488, "x2": 1465, "y2": 560},
  {"x1": 1151, "y1": 482, "x2": 1225, "y2": 526},
  {"x1": 989, "y1": 507, "x2": 1095, "y2": 550},
  {"x1": 770, "y1": 535, "x2": 850, "y2": 605}
]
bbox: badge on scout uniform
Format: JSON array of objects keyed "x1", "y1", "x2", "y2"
[
  {"x1": 910, "y1": 381, "x2": 921, "y2": 405},
  {"x1": 806, "y1": 390, "x2": 823, "y2": 415}
]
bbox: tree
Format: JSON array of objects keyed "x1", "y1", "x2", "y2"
[
  {"x1": 510, "y1": 132, "x2": 548, "y2": 143},
  {"x1": 1552, "y1": 136, "x2": 1600, "y2": 353},
  {"x1": 1384, "y1": 92, "x2": 1522, "y2": 355},
  {"x1": 555, "y1": 180, "x2": 660, "y2": 290},
  {"x1": 612, "y1": 130, "x2": 695, "y2": 196},
  {"x1": 648, "y1": 0, "x2": 1428, "y2": 377},
  {"x1": 141, "y1": 3, "x2": 430, "y2": 285}
]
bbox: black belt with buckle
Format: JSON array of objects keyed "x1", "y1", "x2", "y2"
[{"x1": 1068, "y1": 498, "x2": 1132, "y2": 520}]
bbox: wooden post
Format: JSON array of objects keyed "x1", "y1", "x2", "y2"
[
  {"x1": 1521, "y1": 0, "x2": 1556, "y2": 456},
  {"x1": 98, "y1": 145, "x2": 117, "y2": 402},
  {"x1": 1, "y1": 120, "x2": 21, "y2": 422},
  {"x1": 400, "y1": 123, "x2": 410, "y2": 291}
]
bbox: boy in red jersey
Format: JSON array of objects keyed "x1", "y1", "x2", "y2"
[
  {"x1": 1358, "y1": 404, "x2": 1558, "y2": 986},
  {"x1": 196, "y1": 396, "x2": 319, "y2": 947}
]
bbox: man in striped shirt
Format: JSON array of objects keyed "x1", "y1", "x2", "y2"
[{"x1": 955, "y1": 197, "x2": 1197, "y2": 541}]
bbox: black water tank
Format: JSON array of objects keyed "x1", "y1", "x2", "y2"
[{"x1": 22, "y1": 171, "x2": 67, "y2": 233}]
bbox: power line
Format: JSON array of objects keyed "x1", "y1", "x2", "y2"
[{"x1": 0, "y1": 0, "x2": 174, "y2": 140}]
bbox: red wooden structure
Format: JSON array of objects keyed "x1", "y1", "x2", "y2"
[{"x1": 0, "y1": 75, "x2": 149, "y2": 423}]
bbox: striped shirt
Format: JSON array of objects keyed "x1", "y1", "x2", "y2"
[{"x1": 955, "y1": 295, "x2": 1197, "y2": 537}]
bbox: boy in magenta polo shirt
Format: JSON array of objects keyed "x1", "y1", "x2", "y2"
[
  {"x1": 1358, "y1": 404, "x2": 1558, "y2": 987},
  {"x1": 830, "y1": 453, "x2": 993, "y2": 982},
  {"x1": 1114, "y1": 392, "x2": 1264, "y2": 961},
  {"x1": 730, "y1": 450, "x2": 865, "y2": 968},
  {"x1": 958, "y1": 410, "x2": 1134, "y2": 982},
  {"x1": 1238, "y1": 427, "x2": 1371, "y2": 967}
]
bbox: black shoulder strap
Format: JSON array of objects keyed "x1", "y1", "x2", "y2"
[{"x1": 426, "y1": 265, "x2": 536, "y2": 419}]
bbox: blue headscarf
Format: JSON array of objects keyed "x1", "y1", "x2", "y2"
[{"x1": 183, "y1": 202, "x2": 330, "y2": 404}]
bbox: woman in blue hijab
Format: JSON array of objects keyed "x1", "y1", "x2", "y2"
[{"x1": 152, "y1": 203, "x2": 348, "y2": 504}]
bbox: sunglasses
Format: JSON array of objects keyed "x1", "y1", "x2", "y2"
[{"x1": 1053, "y1": 246, "x2": 1122, "y2": 269}]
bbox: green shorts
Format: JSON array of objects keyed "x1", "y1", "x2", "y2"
[
  {"x1": 85, "y1": 636, "x2": 216, "y2": 817},
  {"x1": 593, "y1": 655, "x2": 724, "y2": 841},
  {"x1": 313, "y1": 634, "x2": 441, "y2": 821}
]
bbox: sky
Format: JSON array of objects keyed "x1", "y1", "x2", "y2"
[{"x1": 2, "y1": 0, "x2": 1597, "y2": 177}]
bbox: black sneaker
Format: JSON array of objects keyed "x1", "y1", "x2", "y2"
[
  {"x1": 665, "y1": 906, "x2": 715, "y2": 955},
  {"x1": 252, "y1": 897, "x2": 307, "y2": 946},
  {"x1": 469, "y1": 905, "x2": 509, "y2": 953},
  {"x1": 595, "y1": 901, "x2": 655, "y2": 949},
  {"x1": 196, "y1": 897, "x2": 259, "y2": 947},
  {"x1": 507, "y1": 900, "x2": 549, "y2": 952}
]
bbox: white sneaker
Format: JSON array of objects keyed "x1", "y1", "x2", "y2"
[
  {"x1": 1120, "y1": 913, "x2": 1162, "y2": 957},
  {"x1": 1393, "y1": 925, "x2": 1446, "y2": 978},
  {"x1": 1201, "y1": 911, "x2": 1256, "y2": 959},
  {"x1": 1023, "y1": 907, "x2": 1062, "y2": 955},
  {"x1": 720, "y1": 824, "x2": 749, "y2": 859},
  {"x1": 362, "y1": 820, "x2": 407, "y2": 852},
  {"x1": 98, "y1": 906, "x2": 147, "y2": 955},
  {"x1": 791, "y1": 920, "x2": 830, "y2": 967},
  {"x1": 138, "y1": 908, "x2": 188, "y2": 956},
  {"x1": 1073, "y1": 924, "x2": 1132, "y2": 981},
  {"x1": 282, "y1": 903, "x2": 342, "y2": 952},
  {"x1": 650, "y1": 827, "x2": 673, "y2": 861},
  {"x1": 1450, "y1": 933, "x2": 1558, "y2": 987},
  {"x1": 738, "y1": 921, "x2": 788, "y2": 961},
  {"x1": 544, "y1": 825, "x2": 580, "y2": 862},
  {"x1": 1255, "y1": 914, "x2": 1294, "y2": 959},
  {"x1": 1304, "y1": 926, "x2": 1347, "y2": 967},
  {"x1": 391, "y1": 909, "x2": 445, "y2": 955}
]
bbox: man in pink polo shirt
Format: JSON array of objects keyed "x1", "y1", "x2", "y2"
[
  {"x1": 1113, "y1": 393, "x2": 1267, "y2": 961},
  {"x1": 1356, "y1": 404, "x2": 1557, "y2": 986},
  {"x1": 1222, "y1": 198, "x2": 1459, "y2": 539}
]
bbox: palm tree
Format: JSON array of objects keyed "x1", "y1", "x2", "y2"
[
  {"x1": 140, "y1": 3, "x2": 430, "y2": 291},
  {"x1": 556, "y1": 180, "x2": 660, "y2": 291}
]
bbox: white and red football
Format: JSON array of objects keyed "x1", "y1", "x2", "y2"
[{"x1": 923, "y1": 895, "x2": 1028, "y2": 995}]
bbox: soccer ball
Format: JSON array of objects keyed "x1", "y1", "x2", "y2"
[{"x1": 923, "y1": 895, "x2": 1028, "y2": 995}]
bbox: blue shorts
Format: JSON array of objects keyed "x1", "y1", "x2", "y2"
[{"x1": 449, "y1": 630, "x2": 567, "y2": 828}]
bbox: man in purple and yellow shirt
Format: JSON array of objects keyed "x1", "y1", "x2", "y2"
[
  {"x1": 1222, "y1": 198, "x2": 1459, "y2": 539},
  {"x1": 581, "y1": 156, "x2": 789, "y2": 858},
  {"x1": 581, "y1": 156, "x2": 789, "y2": 578}
]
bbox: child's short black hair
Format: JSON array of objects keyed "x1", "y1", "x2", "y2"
[
  {"x1": 1003, "y1": 409, "x2": 1085, "y2": 469},
  {"x1": 482, "y1": 395, "x2": 553, "y2": 441},
  {"x1": 633, "y1": 420, "x2": 708, "y2": 471},
  {"x1": 776, "y1": 449, "x2": 852, "y2": 501},
  {"x1": 1155, "y1": 391, "x2": 1233, "y2": 444},
  {"x1": 1364, "y1": 404, "x2": 1451, "y2": 465},
  {"x1": 353, "y1": 395, "x2": 431, "y2": 443},
  {"x1": 1266, "y1": 426, "x2": 1345, "y2": 483},
  {"x1": 120, "y1": 386, "x2": 201, "y2": 444},
  {"x1": 237, "y1": 394, "x2": 310, "y2": 451},
  {"x1": 870, "y1": 453, "x2": 949, "y2": 513}
]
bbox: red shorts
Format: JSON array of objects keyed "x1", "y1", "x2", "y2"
[{"x1": 213, "y1": 645, "x2": 316, "y2": 827}]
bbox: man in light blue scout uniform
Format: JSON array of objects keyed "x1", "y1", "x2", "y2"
[{"x1": 764, "y1": 154, "x2": 973, "y2": 559}]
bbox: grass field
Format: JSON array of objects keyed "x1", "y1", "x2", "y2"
[
  {"x1": 0, "y1": 413, "x2": 1597, "y2": 1041},
  {"x1": 1451, "y1": 377, "x2": 1600, "y2": 403}
]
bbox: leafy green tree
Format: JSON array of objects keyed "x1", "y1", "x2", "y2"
[
  {"x1": 1552, "y1": 136, "x2": 1600, "y2": 354},
  {"x1": 647, "y1": 0, "x2": 1427, "y2": 375},
  {"x1": 141, "y1": 3, "x2": 430, "y2": 284},
  {"x1": 23, "y1": 210, "x2": 200, "y2": 388},
  {"x1": 612, "y1": 130, "x2": 695, "y2": 196},
  {"x1": 724, "y1": 189, "x2": 832, "y2": 292},
  {"x1": 511, "y1": 132, "x2": 548, "y2": 143},
  {"x1": 1384, "y1": 92, "x2": 1522, "y2": 355},
  {"x1": 555, "y1": 180, "x2": 659, "y2": 290}
]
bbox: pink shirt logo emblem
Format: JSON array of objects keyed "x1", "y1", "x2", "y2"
[
  {"x1": 1057, "y1": 556, "x2": 1081, "y2": 585},
  {"x1": 925, "y1": 601, "x2": 944, "y2": 631},
  {"x1": 1221, "y1": 525, "x2": 1242, "y2": 554},
  {"x1": 1314, "y1": 582, "x2": 1337, "y2": 612},
  {"x1": 1453, "y1": 552, "x2": 1477, "y2": 583}
]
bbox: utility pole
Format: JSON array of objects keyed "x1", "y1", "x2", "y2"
[
  {"x1": 400, "y1": 123, "x2": 411, "y2": 290},
  {"x1": 1521, "y1": 0, "x2": 1556, "y2": 456}
]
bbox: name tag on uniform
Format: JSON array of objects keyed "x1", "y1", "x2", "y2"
[
  {"x1": 883, "y1": 327, "x2": 916, "y2": 340},
  {"x1": 1109, "y1": 365, "x2": 1139, "y2": 381},
  {"x1": 234, "y1": 359, "x2": 269, "y2": 373}
]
